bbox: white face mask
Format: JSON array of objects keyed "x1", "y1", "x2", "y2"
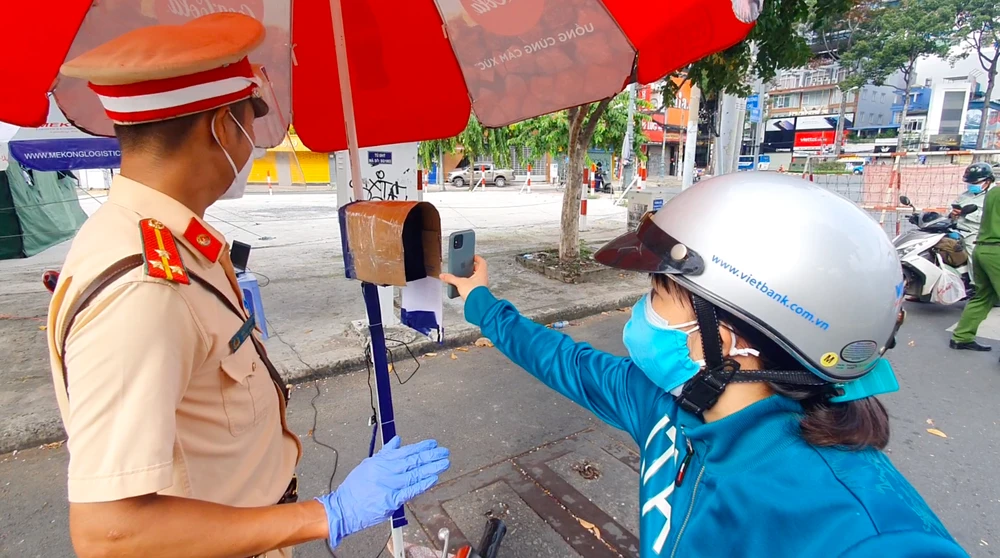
[{"x1": 213, "y1": 112, "x2": 258, "y2": 200}]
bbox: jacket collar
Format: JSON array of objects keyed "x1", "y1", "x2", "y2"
[
  {"x1": 108, "y1": 175, "x2": 225, "y2": 265},
  {"x1": 678, "y1": 395, "x2": 804, "y2": 474}
]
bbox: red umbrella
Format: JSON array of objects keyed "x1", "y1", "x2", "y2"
[
  {"x1": 3, "y1": 1, "x2": 760, "y2": 186},
  {"x1": 5, "y1": 3, "x2": 760, "y2": 553}
]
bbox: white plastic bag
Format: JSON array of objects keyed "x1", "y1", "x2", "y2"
[{"x1": 931, "y1": 271, "x2": 965, "y2": 305}]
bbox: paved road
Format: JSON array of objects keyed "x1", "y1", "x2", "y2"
[{"x1": 1, "y1": 304, "x2": 997, "y2": 557}]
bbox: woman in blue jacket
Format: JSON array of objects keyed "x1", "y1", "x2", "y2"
[{"x1": 442, "y1": 173, "x2": 967, "y2": 557}]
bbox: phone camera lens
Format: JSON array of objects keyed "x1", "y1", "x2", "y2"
[{"x1": 454, "y1": 236, "x2": 464, "y2": 250}]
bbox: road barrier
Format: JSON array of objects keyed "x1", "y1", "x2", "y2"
[{"x1": 781, "y1": 151, "x2": 1000, "y2": 236}]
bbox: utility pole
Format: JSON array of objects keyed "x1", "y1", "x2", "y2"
[
  {"x1": 660, "y1": 83, "x2": 668, "y2": 180},
  {"x1": 751, "y1": 81, "x2": 764, "y2": 168},
  {"x1": 620, "y1": 83, "x2": 638, "y2": 190},
  {"x1": 682, "y1": 84, "x2": 701, "y2": 189},
  {"x1": 438, "y1": 144, "x2": 444, "y2": 185},
  {"x1": 730, "y1": 96, "x2": 748, "y2": 173},
  {"x1": 715, "y1": 93, "x2": 739, "y2": 175}
]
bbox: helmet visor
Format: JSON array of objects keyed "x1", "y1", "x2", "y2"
[{"x1": 595, "y1": 211, "x2": 705, "y2": 275}]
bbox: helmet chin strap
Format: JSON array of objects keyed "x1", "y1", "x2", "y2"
[{"x1": 676, "y1": 295, "x2": 829, "y2": 417}]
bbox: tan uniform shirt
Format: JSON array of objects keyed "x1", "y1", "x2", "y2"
[{"x1": 47, "y1": 176, "x2": 302, "y2": 555}]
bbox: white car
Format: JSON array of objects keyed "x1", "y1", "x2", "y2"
[{"x1": 447, "y1": 163, "x2": 512, "y2": 188}]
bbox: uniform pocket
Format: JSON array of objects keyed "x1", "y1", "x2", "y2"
[{"x1": 220, "y1": 344, "x2": 266, "y2": 437}]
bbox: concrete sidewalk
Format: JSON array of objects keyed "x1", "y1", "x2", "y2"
[{"x1": 0, "y1": 189, "x2": 646, "y2": 453}]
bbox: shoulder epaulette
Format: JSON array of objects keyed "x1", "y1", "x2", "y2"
[{"x1": 138, "y1": 219, "x2": 189, "y2": 284}]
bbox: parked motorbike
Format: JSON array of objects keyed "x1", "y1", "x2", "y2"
[
  {"x1": 438, "y1": 518, "x2": 507, "y2": 558},
  {"x1": 893, "y1": 195, "x2": 978, "y2": 304}
]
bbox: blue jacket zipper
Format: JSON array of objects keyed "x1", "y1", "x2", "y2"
[{"x1": 670, "y1": 438, "x2": 706, "y2": 558}]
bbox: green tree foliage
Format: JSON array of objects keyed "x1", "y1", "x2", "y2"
[
  {"x1": 813, "y1": 1, "x2": 881, "y2": 155},
  {"x1": 508, "y1": 93, "x2": 650, "y2": 164},
  {"x1": 953, "y1": 0, "x2": 1000, "y2": 149},
  {"x1": 419, "y1": 93, "x2": 648, "y2": 263},
  {"x1": 502, "y1": 92, "x2": 648, "y2": 262},
  {"x1": 417, "y1": 115, "x2": 512, "y2": 170},
  {"x1": 840, "y1": 0, "x2": 957, "y2": 150}
]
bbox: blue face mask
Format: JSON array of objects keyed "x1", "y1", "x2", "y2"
[
  {"x1": 623, "y1": 294, "x2": 763, "y2": 395},
  {"x1": 968, "y1": 184, "x2": 983, "y2": 195},
  {"x1": 622, "y1": 294, "x2": 702, "y2": 393}
]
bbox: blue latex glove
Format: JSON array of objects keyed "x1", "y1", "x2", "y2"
[
  {"x1": 948, "y1": 231, "x2": 961, "y2": 240},
  {"x1": 316, "y1": 436, "x2": 449, "y2": 549}
]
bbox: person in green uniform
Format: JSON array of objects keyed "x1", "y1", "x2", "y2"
[{"x1": 951, "y1": 163, "x2": 999, "y2": 352}]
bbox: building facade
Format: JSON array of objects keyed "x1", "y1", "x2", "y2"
[
  {"x1": 761, "y1": 62, "x2": 901, "y2": 158},
  {"x1": 637, "y1": 77, "x2": 693, "y2": 180},
  {"x1": 249, "y1": 132, "x2": 331, "y2": 186},
  {"x1": 890, "y1": 76, "x2": 1000, "y2": 151}
]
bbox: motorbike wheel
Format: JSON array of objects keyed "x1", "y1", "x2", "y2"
[{"x1": 902, "y1": 271, "x2": 929, "y2": 304}]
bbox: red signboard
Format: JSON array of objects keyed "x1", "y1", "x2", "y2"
[
  {"x1": 794, "y1": 130, "x2": 837, "y2": 149},
  {"x1": 642, "y1": 113, "x2": 665, "y2": 143}
]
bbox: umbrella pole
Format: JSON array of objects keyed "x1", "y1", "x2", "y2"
[
  {"x1": 330, "y1": 0, "x2": 365, "y2": 202},
  {"x1": 330, "y1": 2, "x2": 405, "y2": 556},
  {"x1": 361, "y1": 282, "x2": 408, "y2": 558}
]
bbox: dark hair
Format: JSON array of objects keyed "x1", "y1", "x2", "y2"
[
  {"x1": 113, "y1": 100, "x2": 253, "y2": 156},
  {"x1": 652, "y1": 274, "x2": 890, "y2": 450},
  {"x1": 114, "y1": 112, "x2": 205, "y2": 155}
]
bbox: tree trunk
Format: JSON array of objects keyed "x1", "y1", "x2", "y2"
[
  {"x1": 976, "y1": 57, "x2": 997, "y2": 150},
  {"x1": 834, "y1": 89, "x2": 848, "y2": 156},
  {"x1": 559, "y1": 142, "x2": 586, "y2": 262},
  {"x1": 559, "y1": 99, "x2": 611, "y2": 263}
]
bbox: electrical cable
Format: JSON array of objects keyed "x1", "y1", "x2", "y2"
[
  {"x1": 262, "y1": 286, "x2": 424, "y2": 558},
  {"x1": 245, "y1": 269, "x2": 271, "y2": 287},
  {"x1": 204, "y1": 209, "x2": 269, "y2": 238},
  {"x1": 264, "y1": 316, "x2": 339, "y2": 558},
  {"x1": 384, "y1": 337, "x2": 421, "y2": 385},
  {"x1": 374, "y1": 534, "x2": 392, "y2": 558},
  {"x1": 265, "y1": 318, "x2": 339, "y2": 486}
]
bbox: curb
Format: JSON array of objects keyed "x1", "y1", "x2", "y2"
[{"x1": 1, "y1": 290, "x2": 644, "y2": 455}]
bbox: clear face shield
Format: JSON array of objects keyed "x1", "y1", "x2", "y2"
[
  {"x1": 595, "y1": 211, "x2": 705, "y2": 275},
  {"x1": 53, "y1": 2, "x2": 293, "y2": 149}
]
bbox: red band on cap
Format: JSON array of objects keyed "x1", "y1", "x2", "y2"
[
  {"x1": 103, "y1": 85, "x2": 256, "y2": 124},
  {"x1": 89, "y1": 58, "x2": 255, "y2": 98}
]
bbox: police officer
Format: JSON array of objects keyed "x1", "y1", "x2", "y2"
[
  {"x1": 951, "y1": 162, "x2": 1000, "y2": 353},
  {"x1": 950, "y1": 162, "x2": 995, "y2": 242},
  {"x1": 47, "y1": 14, "x2": 448, "y2": 557}
]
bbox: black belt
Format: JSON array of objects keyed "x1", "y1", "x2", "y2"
[{"x1": 277, "y1": 475, "x2": 298, "y2": 504}]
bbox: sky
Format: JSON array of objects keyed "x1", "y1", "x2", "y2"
[{"x1": 916, "y1": 45, "x2": 1000, "y2": 99}]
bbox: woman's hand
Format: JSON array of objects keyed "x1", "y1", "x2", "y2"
[{"x1": 440, "y1": 255, "x2": 488, "y2": 301}]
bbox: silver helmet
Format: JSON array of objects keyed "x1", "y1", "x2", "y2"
[{"x1": 596, "y1": 173, "x2": 905, "y2": 387}]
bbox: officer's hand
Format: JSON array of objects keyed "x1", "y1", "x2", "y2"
[
  {"x1": 440, "y1": 255, "x2": 489, "y2": 301},
  {"x1": 316, "y1": 436, "x2": 449, "y2": 549}
]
